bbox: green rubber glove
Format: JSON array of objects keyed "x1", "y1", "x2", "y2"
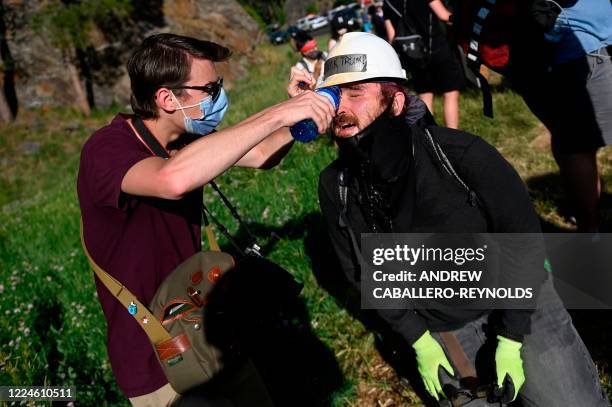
[
  {"x1": 412, "y1": 330, "x2": 455, "y2": 400},
  {"x1": 494, "y1": 335, "x2": 525, "y2": 402}
]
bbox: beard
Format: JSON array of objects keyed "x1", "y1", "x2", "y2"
[{"x1": 332, "y1": 112, "x2": 361, "y2": 138}]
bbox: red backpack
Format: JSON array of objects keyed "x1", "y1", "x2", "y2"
[
  {"x1": 451, "y1": 0, "x2": 521, "y2": 117},
  {"x1": 454, "y1": 0, "x2": 519, "y2": 74},
  {"x1": 451, "y1": 0, "x2": 560, "y2": 117}
]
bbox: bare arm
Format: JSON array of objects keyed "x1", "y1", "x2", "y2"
[
  {"x1": 234, "y1": 127, "x2": 294, "y2": 169},
  {"x1": 429, "y1": 0, "x2": 452, "y2": 23},
  {"x1": 385, "y1": 19, "x2": 396, "y2": 43},
  {"x1": 121, "y1": 88, "x2": 333, "y2": 200}
]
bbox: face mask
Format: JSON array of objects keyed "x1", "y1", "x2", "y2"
[
  {"x1": 334, "y1": 103, "x2": 411, "y2": 183},
  {"x1": 303, "y1": 50, "x2": 323, "y2": 60},
  {"x1": 172, "y1": 88, "x2": 229, "y2": 135}
]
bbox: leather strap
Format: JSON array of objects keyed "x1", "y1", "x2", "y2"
[
  {"x1": 80, "y1": 219, "x2": 172, "y2": 344},
  {"x1": 205, "y1": 224, "x2": 221, "y2": 251},
  {"x1": 439, "y1": 331, "x2": 478, "y2": 379},
  {"x1": 156, "y1": 333, "x2": 192, "y2": 361},
  {"x1": 337, "y1": 169, "x2": 366, "y2": 282}
]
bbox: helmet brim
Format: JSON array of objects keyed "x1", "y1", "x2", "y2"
[{"x1": 319, "y1": 72, "x2": 408, "y2": 88}]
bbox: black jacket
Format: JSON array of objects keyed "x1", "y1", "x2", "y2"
[{"x1": 319, "y1": 122, "x2": 546, "y2": 344}]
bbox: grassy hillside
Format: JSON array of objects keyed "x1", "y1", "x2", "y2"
[{"x1": 0, "y1": 36, "x2": 610, "y2": 406}]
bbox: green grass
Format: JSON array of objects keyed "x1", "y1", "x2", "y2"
[{"x1": 1, "y1": 35, "x2": 611, "y2": 406}]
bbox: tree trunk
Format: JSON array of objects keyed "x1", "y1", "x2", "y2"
[{"x1": 65, "y1": 49, "x2": 91, "y2": 116}]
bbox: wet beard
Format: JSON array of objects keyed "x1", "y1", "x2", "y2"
[{"x1": 334, "y1": 108, "x2": 414, "y2": 232}]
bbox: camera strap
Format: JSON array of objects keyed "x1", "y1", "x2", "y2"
[{"x1": 132, "y1": 115, "x2": 262, "y2": 256}]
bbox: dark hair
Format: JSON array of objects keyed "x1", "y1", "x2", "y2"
[
  {"x1": 127, "y1": 33, "x2": 231, "y2": 119},
  {"x1": 293, "y1": 31, "x2": 313, "y2": 53},
  {"x1": 380, "y1": 82, "x2": 408, "y2": 115}
]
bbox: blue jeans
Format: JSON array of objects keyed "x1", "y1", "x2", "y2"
[{"x1": 432, "y1": 277, "x2": 610, "y2": 407}]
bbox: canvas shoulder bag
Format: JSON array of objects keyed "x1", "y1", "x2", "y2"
[{"x1": 80, "y1": 228, "x2": 235, "y2": 394}]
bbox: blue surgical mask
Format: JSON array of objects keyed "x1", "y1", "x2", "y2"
[{"x1": 172, "y1": 88, "x2": 229, "y2": 135}]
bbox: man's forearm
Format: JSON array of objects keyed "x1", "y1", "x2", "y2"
[
  {"x1": 385, "y1": 19, "x2": 396, "y2": 43},
  {"x1": 429, "y1": 0, "x2": 452, "y2": 23},
  {"x1": 236, "y1": 127, "x2": 294, "y2": 169},
  {"x1": 159, "y1": 106, "x2": 283, "y2": 195}
]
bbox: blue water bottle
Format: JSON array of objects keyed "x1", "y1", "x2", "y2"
[{"x1": 290, "y1": 86, "x2": 341, "y2": 143}]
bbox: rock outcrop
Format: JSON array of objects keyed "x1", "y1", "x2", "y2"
[{"x1": 2, "y1": 0, "x2": 262, "y2": 113}]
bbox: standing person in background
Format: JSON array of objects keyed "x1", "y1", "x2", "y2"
[
  {"x1": 512, "y1": 0, "x2": 612, "y2": 232},
  {"x1": 292, "y1": 31, "x2": 327, "y2": 87},
  {"x1": 368, "y1": 2, "x2": 388, "y2": 40},
  {"x1": 328, "y1": 11, "x2": 351, "y2": 52},
  {"x1": 384, "y1": 0, "x2": 464, "y2": 129}
]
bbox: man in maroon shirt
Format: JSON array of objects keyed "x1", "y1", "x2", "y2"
[{"x1": 77, "y1": 33, "x2": 334, "y2": 406}]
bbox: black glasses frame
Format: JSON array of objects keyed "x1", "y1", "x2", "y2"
[{"x1": 168, "y1": 76, "x2": 224, "y2": 101}]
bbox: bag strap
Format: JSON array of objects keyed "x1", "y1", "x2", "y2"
[
  {"x1": 208, "y1": 181, "x2": 258, "y2": 245},
  {"x1": 201, "y1": 202, "x2": 247, "y2": 256},
  {"x1": 401, "y1": 0, "x2": 421, "y2": 38},
  {"x1": 298, "y1": 59, "x2": 312, "y2": 73},
  {"x1": 133, "y1": 115, "x2": 262, "y2": 255},
  {"x1": 464, "y1": 0, "x2": 496, "y2": 118},
  {"x1": 79, "y1": 219, "x2": 172, "y2": 344},
  {"x1": 204, "y1": 182, "x2": 263, "y2": 257},
  {"x1": 383, "y1": 0, "x2": 402, "y2": 18},
  {"x1": 133, "y1": 116, "x2": 169, "y2": 159},
  {"x1": 337, "y1": 169, "x2": 366, "y2": 282},
  {"x1": 133, "y1": 116, "x2": 223, "y2": 251},
  {"x1": 423, "y1": 128, "x2": 479, "y2": 207},
  {"x1": 384, "y1": 0, "x2": 417, "y2": 36}
]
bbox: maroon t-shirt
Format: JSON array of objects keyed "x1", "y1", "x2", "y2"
[{"x1": 77, "y1": 114, "x2": 202, "y2": 397}]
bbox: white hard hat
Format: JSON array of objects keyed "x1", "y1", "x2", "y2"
[{"x1": 320, "y1": 32, "x2": 406, "y2": 87}]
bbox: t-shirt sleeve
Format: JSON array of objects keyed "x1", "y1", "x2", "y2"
[
  {"x1": 383, "y1": 1, "x2": 401, "y2": 28},
  {"x1": 83, "y1": 130, "x2": 150, "y2": 210},
  {"x1": 318, "y1": 169, "x2": 428, "y2": 345}
]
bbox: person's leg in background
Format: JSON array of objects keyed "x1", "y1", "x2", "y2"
[
  {"x1": 419, "y1": 92, "x2": 434, "y2": 115},
  {"x1": 550, "y1": 48, "x2": 612, "y2": 232},
  {"x1": 553, "y1": 149, "x2": 601, "y2": 232},
  {"x1": 429, "y1": 36, "x2": 465, "y2": 129},
  {"x1": 442, "y1": 90, "x2": 460, "y2": 129},
  {"x1": 518, "y1": 48, "x2": 611, "y2": 232}
]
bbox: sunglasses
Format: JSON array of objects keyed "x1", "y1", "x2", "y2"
[{"x1": 169, "y1": 76, "x2": 224, "y2": 101}]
